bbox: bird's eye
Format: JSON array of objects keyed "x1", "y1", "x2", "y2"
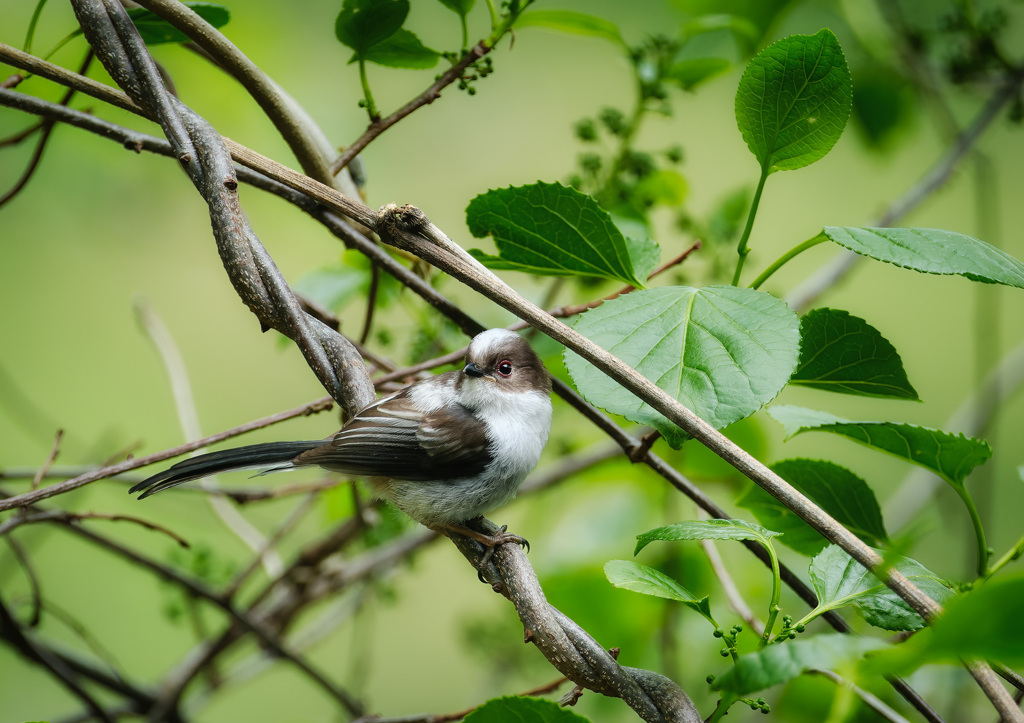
[{"x1": 496, "y1": 360, "x2": 513, "y2": 377}]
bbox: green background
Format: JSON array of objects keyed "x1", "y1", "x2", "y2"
[{"x1": 2, "y1": 1, "x2": 1024, "y2": 721}]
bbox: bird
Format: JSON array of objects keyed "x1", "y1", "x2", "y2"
[{"x1": 129, "y1": 328, "x2": 553, "y2": 550}]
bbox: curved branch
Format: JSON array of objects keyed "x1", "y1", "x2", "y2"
[
  {"x1": 128, "y1": 0, "x2": 337, "y2": 186},
  {"x1": 70, "y1": 0, "x2": 375, "y2": 418},
  {"x1": 448, "y1": 522, "x2": 702, "y2": 723}
]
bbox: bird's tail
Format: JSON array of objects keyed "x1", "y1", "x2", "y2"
[{"x1": 129, "y1": 441, "x2": 323, "y2": 499}]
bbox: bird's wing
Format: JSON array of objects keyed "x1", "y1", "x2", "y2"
[{"x1": 293, "y1": 385, "x2": 492, "y2": 481}]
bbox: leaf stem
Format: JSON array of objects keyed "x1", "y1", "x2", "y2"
[
  {"x1": 731, "y1": 164, "x2": 769, "y2": 286},
  {"x1": 707, "y1": 695, "x2": 738, "y2": 723},
  {"x1": 759, "y1": 540, "x2": 783, "y2": 648},
  {"x1": 987, "y1": 533, "x2": 1024, "y2": 578},
  {"x1": 749, "y1": 234, "x2": 828, "y2": 290},
  {"x1": 953, "y1": 483, "x2": 990, "y2": 577},
  {"x1": 483, "y1": 0, "x2": 500, "y2": 34},
  {"x1": 357, "y1": 58, "x2": 379, "y2": 121}
]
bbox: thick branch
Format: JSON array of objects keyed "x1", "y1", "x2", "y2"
[
  {"x1": 69, "y1": 0, "x2": 375, "y2": 417},
  {"x1": 373, "y1": 204, "x2": 1021, "y2": 721}
]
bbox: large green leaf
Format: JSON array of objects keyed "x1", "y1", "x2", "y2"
[
  {"x1": 515, "y1": 10, "x2": 626, "y2": 48},
  {"x1": 358, "y1": 29, "x2": 439, "y2": 68},
  {"x1": 735, "y1": 28, "x2": 852, "y2": 173},
  {"x1": 127, "y1": 3, "x2": 229, "y2": 45},
  {"x1": 822, "y1": 227, "x2": 1024, "y2": 289},
  {"x1": 791, "y1": 308, "x2": 918, "y2": 400},
  {"x1": 767, "y1": 406, "x2": 992, "y2": 492},
  {"x1": 604, "y1": 560, "x2": 713, "y2": 621},
  {"x1": 807, "y1": 545, "x2": 955, "y2": 631},
  {"x1": 564, "y1": 286, "x2": 800, "y2": 446},
  {"x1": 464, "y1": 696, "x2": 592, "y2": 722},
  {"x1": 335, "y1": 0, "x2": 408, "y2": 56},
  {"x1": 634, "y1": 519, "x2": 780, "y2": 555},
  {"x1": 898, "y1": 574, "x2": 1024, "y2": 667},
  {"x1": 711, "y1": 633, "x2": 887, "y2": 696},
  {"x1": 737, "y1": 459, "x2": 888, "y2": 556},
  {"x1": 466, "y1": 182, "x2": 654, "y2": 287}
]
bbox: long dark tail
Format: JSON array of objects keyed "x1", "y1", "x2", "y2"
[{"x1": 129, "y1": 441, "x2": 323, "y2": 499}]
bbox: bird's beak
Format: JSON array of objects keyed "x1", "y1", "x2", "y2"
[{"x1": 463, "y1": 362, "x2": 487, "y2": 378}]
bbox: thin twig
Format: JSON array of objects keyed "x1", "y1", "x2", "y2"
[
  {"x1": 136, "y1": 297, "x2": 281, "y2": 575},
  {"x1": 809, "y1": 669, "x2": 912, "y2": 723},
  {"x1": 0, "y1": 509, "x2": 191, "y2": 547},
  {"x1": 330, "y1": 43, "x2": 490, "y2": 174},
  {"x1": 4, "y1": 536, "x2": 43, "y2": 627},
  {"x1": 0, "y1": 396, "x2": 334, "y2": 512},
  {"x1": 30, "y1": 429, "x2": 64, "y2": 493}
]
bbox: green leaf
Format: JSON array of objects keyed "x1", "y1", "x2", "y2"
[
  {"x1": 791, "y1": 308, "x2": 919, "y2": 400},
  {"x1": 625, "y1": 236, "x2": 661, "y2": 283},
  {"x1": 711, "y1": 633, "x2": 887, "y2": 696},
  {"x1": 127, "y1": 3, "x2": 229, "y2": 45},
  {"x1": 604, "y1": 560, "x2": 713, "y2": 621},
  {"x1": 634, "y1": 519, "x2": 780, "y2": 555},
  {"x1": 564, "y1": 286, "x2": 800, "y2": 446},
  {"x1": 515, "y1": 10, "x2": 626, "y2": 48},
  {"x1": 767, "y1": 406, "x2": 992, "y2": 491},
  {"x1": 737, "y1": 484, "x2": 827, "y2": 556},
  {"x1": 436, "y1": 0, "x2": 475, "y2": 18},
  {"x1": 359, "y1": 28, "x2": 440, "y2": 68},
  {"x1": 807, "y1": 545, "x2": 955, "y2": 631},
  {"x1": 738, "y1": 459, "x2": 888, "y2": 556},
  {"x1": 631, "y1": 169, "x2": 688, "y2": 207},
  {"x1": 911, "y1": 574, "x2": 1024, "y2": 665},
  {"x1": 851, "y1": 65, "x2": 914, "y2": 149},
  {"x1": 667, "y1": 57, "x2": 732, "y2": 90},
  {"x1": 464, "y1": 695, "x2": 592, "y2": 723},
  {"x1": 466, "y1": 182, "x2": 652, "y2": 287},
  {"x1": 735, "y1": 28, "x2": 852, "y2": 173},
  {"x1": 680, "y1": 14, "x2": 760, "y2": 52},
  {"x1": 822, "y1": 227, "x2": 1024, "y2": 289},
  {"x1": 335, "y1": 0, "x2": 408, "y2": 56}
]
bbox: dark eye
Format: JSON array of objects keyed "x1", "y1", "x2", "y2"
[{"x1": 496, "y1": 360, "x2": 513, "y2": 377}]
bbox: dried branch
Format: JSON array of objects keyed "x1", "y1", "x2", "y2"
[{"x1": 0, "y1": 509, "x2": 190, "y2": 547}]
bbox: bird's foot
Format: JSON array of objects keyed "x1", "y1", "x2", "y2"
[{"x1": 444, "y1": 521, "x2": 529, "y2": 567}]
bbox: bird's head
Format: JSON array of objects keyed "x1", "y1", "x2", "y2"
[{"x1": 461, "y1": 329, "x2": 551, "y2": 397}]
